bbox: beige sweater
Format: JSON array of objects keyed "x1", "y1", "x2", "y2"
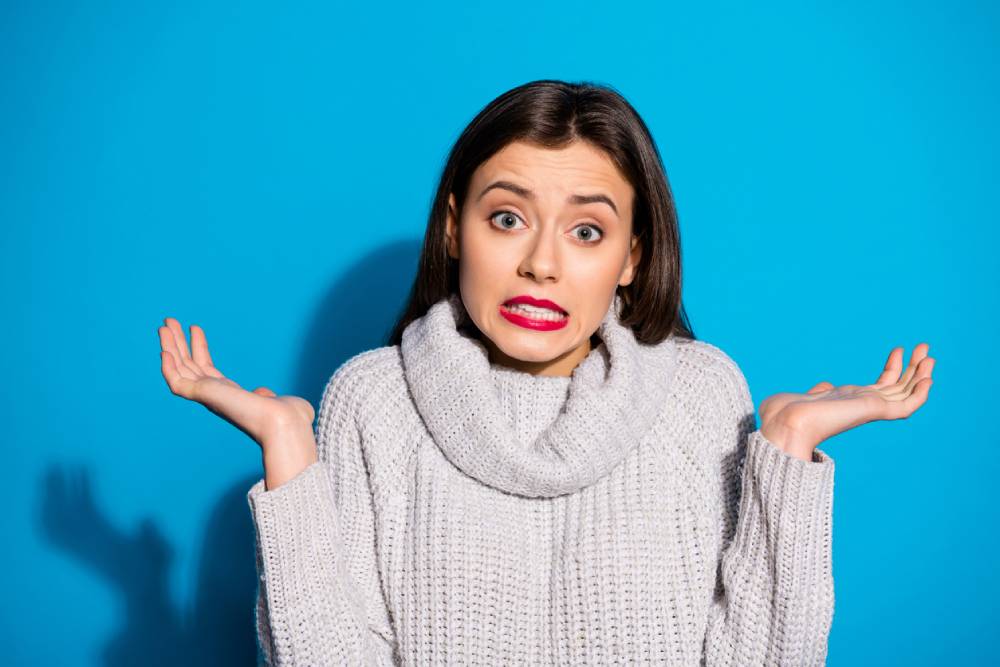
[{"x1": 246, "y1": 293, "x2": 836, "y2": 665}]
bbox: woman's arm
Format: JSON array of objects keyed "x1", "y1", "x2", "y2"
[
  {"x1": 247, "y1": 364, "x2": 398, "y2": 666},
  {"x1": 701, "y1": 354, "x2": 836, "y2": 666}
]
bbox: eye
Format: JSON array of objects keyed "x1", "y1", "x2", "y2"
[
  {"x1": 570, "y1": 223, "x2": 603, "y2": 244},
  {"x1": 488, "y1": 210, "x2": 526, "y2": 231}
]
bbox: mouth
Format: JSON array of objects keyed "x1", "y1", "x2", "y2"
[{"x1": 499, "y1": 299, "x2": 569, "y2": 331}]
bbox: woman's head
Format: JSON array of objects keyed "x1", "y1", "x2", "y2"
[{"x1": 388, "y1": 79, "x2": 695, "y2": 371}]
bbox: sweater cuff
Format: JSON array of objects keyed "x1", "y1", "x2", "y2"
[
  {"x1": 743, "y1": 429, "x2": 835, "y2": 514},
  {"x1": 246, "y1": 459, "x2": 329, "y2": 513},
  {"x1": 746, "y1": 428, "x2": 834, "y2": 474}
]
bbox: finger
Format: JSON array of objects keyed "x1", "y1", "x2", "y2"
[
  {"x1": 895, "y1": 343, "x2": 931, "y2": 390},
  {"x1": 162, "y1": 319, "x2": 201, "y2": 376},
  {"x1": 159, "y1": 327, "x2": 199, "y2": 380},
  {"x1": 160, "y1": 350, "x2": 196, "y2": 397},
  {"x1": 890, "y1": 377, "x2": 932, "y2": 419},
  {"x1": 252, "y1": 387, "x2": 278, "y2": 397},
  {"x1": 885, "y1": 356, "x2": 935, "y2": 399},
  {"x1": 807, "y1": 381, "x2": 835, "y2": 395},
  {"x1": 902, "y1": 356, "x2": 935, "y2": 396},
  {"x1": 873, "y1": 347, "x2": 903, "y2": 388},
  {"x1": 190, "y1": 325, "x2": 225, "y2": 378},
  {"x1": 164, "y1": 317, "x2": 193, "y2": 361}
]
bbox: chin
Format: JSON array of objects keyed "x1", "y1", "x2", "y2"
[{"x1": 493, "y1": 329, "x2": 574, "y2": 362}]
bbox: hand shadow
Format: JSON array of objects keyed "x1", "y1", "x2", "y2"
[{"x1": 36, "y1": 240, "x2": 420, "y2": 666}]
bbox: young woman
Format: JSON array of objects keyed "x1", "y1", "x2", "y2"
[{"x1": 158, "y1": 79, "x2": 935, "y2": 666}]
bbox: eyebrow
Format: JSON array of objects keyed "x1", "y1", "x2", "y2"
[{"x1": 475, "y1": 180, "x2": 619, "y2": 217}]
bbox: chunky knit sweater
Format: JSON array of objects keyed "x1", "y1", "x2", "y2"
[{"x1": 246, "y1": 293, "x2": 836, "y2": 666}]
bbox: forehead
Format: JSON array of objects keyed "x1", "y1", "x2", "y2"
[{"x1": 471, "y1": 140, "x2": 633, "y2": 200}]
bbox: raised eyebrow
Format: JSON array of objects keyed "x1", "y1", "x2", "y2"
[
  {"x1": 476, "y1": 180, "x2": 619, "y2": 216},
  {"x1": 566, "y1": 193, "x2": 618, "y2": 217},
  {"x1": 476, "y1": 180, "x2": 534, "y2": 202}
]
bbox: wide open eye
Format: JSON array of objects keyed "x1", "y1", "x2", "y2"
[
  {"x1": 570, "y1": 224, "x2": 603, "y2": 244},
  {"x1": 488, "y1": 210, "x2": 526, "y2": 230}
]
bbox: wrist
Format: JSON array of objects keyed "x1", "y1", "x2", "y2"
[
  {"x1": 262, "y1": 427, "x2": 318, "y2": 491},
  {"x1": 760, "y1": 420, "x2": 816, "y2": 462}
]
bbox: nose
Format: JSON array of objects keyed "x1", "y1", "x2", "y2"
[{"x1": 518, "y1": 228, "x2": 560, "y2": 282}]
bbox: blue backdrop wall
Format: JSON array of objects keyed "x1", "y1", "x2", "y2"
[{"x1": 2, "y1": 1, "x2": 995, "y2": 664}]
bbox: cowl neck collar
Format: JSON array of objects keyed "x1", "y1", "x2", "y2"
[{"x1": 400, "y1": 292, "x2": 678, "y2": 498}]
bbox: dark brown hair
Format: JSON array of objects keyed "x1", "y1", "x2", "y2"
[{"x1": 387, "y1": 79, "x2": 695, "y2": 346}]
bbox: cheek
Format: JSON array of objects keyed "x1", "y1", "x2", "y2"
[
  {"x1": 460, "y1": 227, "x2": 513, "y2": 278},
  {"x1": 458, "y1": 233, "x2": 500, "y2": 307},
  {"x1": 565, "y1": 246, "x2": 627, "y2": 287}
]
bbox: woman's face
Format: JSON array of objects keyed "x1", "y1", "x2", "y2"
[{"x1": 446, "y1": 139, "x2": 641, "y2": 377}]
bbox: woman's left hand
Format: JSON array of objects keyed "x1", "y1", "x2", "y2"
[{"x1": 759, "y1": 343, "x2": 936, "y2": 462}]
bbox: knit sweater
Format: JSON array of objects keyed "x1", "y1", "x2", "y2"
[{"x1": 246, "y1": 293, "x2": 836, "y2": 666}]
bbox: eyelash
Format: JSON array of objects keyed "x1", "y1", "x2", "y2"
[{"x1": 487, "y1": 209, "x2": 604, "y2": 244}]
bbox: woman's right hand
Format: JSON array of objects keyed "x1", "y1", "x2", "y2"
[{"x1": 157, "y1": 317, "x2": 318, "y2": 489}]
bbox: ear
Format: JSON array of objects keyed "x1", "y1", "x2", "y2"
[
  {"x1": 445, "y1": 193, "x2": 460, "y2": 260},
  {"x1": 618, "y1": 234, "x2": 642, "y2": 287}
]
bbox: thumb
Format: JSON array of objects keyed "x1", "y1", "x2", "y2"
[{"x1": 807, "y1": 381, "x2": 835, "y2": 395}]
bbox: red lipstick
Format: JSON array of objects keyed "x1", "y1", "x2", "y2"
[{"x1": 499, "y1": 295, "x2": 569, "y2": 331}]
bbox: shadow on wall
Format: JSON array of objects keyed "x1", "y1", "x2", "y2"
[{"x1": 36, "y1": 239, "x2": 423, "y2": 666}]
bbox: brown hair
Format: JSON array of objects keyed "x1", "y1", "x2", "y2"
[{"x1": 387, "y1": 79, "x2": 695, "y2": 346}]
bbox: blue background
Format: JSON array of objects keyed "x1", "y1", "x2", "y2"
[{"x1": 3, "y1": 1, "x2": 995, "y2": 664}]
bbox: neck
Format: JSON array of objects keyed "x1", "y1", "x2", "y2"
[{"x1": 398, "y1": 291, "x2": 679, "y2": 497}]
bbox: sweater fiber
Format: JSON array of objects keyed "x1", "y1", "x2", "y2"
[{"x1": 246, "y1": 293, "x2": 836, "y2": 666}]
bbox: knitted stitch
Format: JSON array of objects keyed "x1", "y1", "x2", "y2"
[{"x1": 247, "y1": 293, "x2": 836, "y2": 665}]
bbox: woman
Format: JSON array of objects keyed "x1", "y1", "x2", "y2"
[{"x1": 158, "y1": 80, "x2": 935, "y2": 665}]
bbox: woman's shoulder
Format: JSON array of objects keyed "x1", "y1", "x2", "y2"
[
  {"x1": 672, "y1": 337, "x2": 744, "y2": 379},
  {"x1": 314, "y1": 345, "x2": 415, "y2": 502},
  {"x1": 669, "y1": 336, "x2": 752, "y2": 412},
  {"x1": 329, "y1": 344, "x2": 404, "y2": 384},
  {"x1": 321, "y1": 344, "x2": 407, "y2": 417},
  {"x1": 318, "y1": 344, "x2": 416, "y2": 468}
]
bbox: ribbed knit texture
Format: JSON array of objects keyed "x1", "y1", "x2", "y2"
[{"x1": 246, "y1": 293, "x2": 836, "y2": 666}]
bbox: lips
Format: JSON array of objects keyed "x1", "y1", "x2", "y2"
[
  {"x1": 498, "y1": 304, "x2": 569, "y2": 331},
  {"x1": 498, "y1": 295, "x2": 569, "y2": 332},
  {"x1": 502, "y1": 295, "x2": 568, "y2": 314}
]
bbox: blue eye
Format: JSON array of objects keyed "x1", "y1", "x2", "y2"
[
  {"x1": 488, "y1": 210, "x2": 603, "y2": 245},
  {"x1": 489, "y1": 210, "x2": 525, "y2": 230},
  {"x1": 571, "y1": 224, "x2": 603, "y2": 244}
]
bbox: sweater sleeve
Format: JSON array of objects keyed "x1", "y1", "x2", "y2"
[
  {"x1": 246, "y1": 362, "x2": 399, "y2": 666},
  {"x1": 701, "y1": 356, "x2": 836, "y2": 666}
]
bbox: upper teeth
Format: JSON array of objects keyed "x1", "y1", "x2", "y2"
[{"x1": 506, "y1": 303, "x2": 566, "y2": 320}]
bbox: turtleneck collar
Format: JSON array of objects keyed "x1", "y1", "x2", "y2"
[{"x1": 400, "y1": 292, "x2": 678, "y2": 499}]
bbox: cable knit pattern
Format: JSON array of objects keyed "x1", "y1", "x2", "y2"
[
  {"x1": 400, "y1": 293, "x2": 678, "y2": 498},
  {"x1": 246, "y1": 293, "x2": 836, "y2": 666}
]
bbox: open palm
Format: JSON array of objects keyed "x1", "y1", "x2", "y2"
[
  {"x1": 760, "y1": 343, "x2": 936, "y2": 452},
  {"x1": 157, "y1": 317, "x2": 315, "y2": 449}
]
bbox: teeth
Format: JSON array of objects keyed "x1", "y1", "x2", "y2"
[{"x1": 505, "y1": 303, "x2": 567, "y2": 321}]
